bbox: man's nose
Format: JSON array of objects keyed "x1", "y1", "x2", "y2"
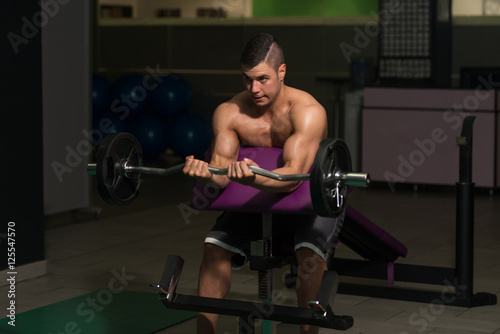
[{"x1": 250, "y1": 81, "x2": 260, "y2": 93}]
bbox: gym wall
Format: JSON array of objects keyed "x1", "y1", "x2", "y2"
[
  {"x1": 253, "y1": 0, "x2": 379, "y2": 17},
  {"x1": 43, "y1": 1, "x2": 92, "y2": 216},
  {"x1": 1, "y1": 2, "x2": 44, "y2": 272},
  {"x1": 94, "y1": 18, "x2": 500, "y2": 141},
  {"x1": 95, "y1": 19, "x2": 378, "y2": 138}
]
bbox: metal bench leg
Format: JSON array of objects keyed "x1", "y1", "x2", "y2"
[
  {"x1": 249, "y1": 213, "x2": 278, "y2": 334},
  {"x1": 261, "y1": 213, "x2": 275, "y2": 334}
]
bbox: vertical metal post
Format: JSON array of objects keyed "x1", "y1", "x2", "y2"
[
  {"x1": 455, "y1": 116, "x2": 476, "y2": 302},
  {"x1": 242, "y1": 213, "x2": 275, "y2": 334},
  {"x1": 261, "y1": 213, "x2": 275, "y2": 334}
]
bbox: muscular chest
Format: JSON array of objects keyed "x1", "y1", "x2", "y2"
[{"x1": 236, "y1": 115, "x2": 293, "y2": 147}]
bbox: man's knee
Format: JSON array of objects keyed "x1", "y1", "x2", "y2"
[
  {"x1": 295, "y1": 247, "x2": 325, "y2": 273},
  {"x1": 203, "y1": 243, "x2": 234, "y2": 262},
  {"x1": 295, "y1": 247, "x2": 323, "y2": 262}
]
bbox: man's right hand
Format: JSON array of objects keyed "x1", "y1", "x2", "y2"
[{"x1": 183, "y1": 156, "x2": 213, "y2": 181}]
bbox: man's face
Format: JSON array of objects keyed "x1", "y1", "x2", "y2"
[{"x1": 242, "y1": 62, "x2": 285, "y2": 107}]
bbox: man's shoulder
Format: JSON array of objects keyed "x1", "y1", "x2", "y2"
[
  {"x1": 217, "y1": 93, "x2": 247, "y2": 109},
  {"x1": 213, "y1": 92, "x2": 250, "y2": 126},
  {"x1": 216, "y1": 91, "x2": 248, "y2": 112}
]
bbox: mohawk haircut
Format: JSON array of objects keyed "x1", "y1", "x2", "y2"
[{"x1": 240, "y1": 33, "x2": 285, "y2": 71}]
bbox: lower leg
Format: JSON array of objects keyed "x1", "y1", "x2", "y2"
[
  {"x1": 295, "y1": 247, "x2": 327, "y2": 334},
  {"x1": 196, "y1": 243, "x2": 235, "y2": 334}
]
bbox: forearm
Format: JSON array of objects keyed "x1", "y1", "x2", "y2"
[
  {"x1": 202, "y1": 173, "x2": 231, "y2": 189},
  {"x1": 250, "y1": 166, "x2": 302, "y2": 193}
]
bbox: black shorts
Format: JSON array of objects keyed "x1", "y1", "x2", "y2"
[{"x1": 204, "y1": 212, "x2": 343, "y2": 269}]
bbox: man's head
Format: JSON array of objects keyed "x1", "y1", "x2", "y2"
[
  {"x1": 240, "y1": 33, "x2": 286, "y2": 107},
  {"x1": 240, "y1": 33, "x2": 284, "y2": 71}
]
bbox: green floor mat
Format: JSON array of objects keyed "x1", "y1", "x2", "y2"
[{"x1": 0, "y1": 290, "x2": 196, "y2": 334}]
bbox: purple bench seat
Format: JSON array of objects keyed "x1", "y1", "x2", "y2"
[{"x1": 191, "y1": 147, "x2": 315, "y2": 214}]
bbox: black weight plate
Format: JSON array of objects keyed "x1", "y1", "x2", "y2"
[
  {"x1": 310, "y1": 138, "x2": 352, "y2": 217},
  {"x1": 96, "y1": 132, "x2": 143, "y2": 206}
]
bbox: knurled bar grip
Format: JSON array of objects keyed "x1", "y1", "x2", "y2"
[{"x1": 87, "y1": 163, "x2": 370, "y2": 187}]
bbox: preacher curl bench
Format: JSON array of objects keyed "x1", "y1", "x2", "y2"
[{"x1": 151, "y1": 142, "x2": 359, "y2": 333}]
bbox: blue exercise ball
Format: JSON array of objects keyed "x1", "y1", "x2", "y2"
[
  {"x1": 111, "y1": 74, "x2": 149, "y2": 116},
  {"x1": 92, "y1": 112, "x2": 131, "y2": 146},
  {"x1": 92, "y1": 74, "x2": 110, "y2": 115},
  {"x1": 167, "y1": 113, "x2": 213, "y2": 158},
  {"x1": 149, "y1": 74, "x2": 193, "y2": 118},
  {"x1": 130, "y1": 114, "x2": 169, "y2": 157}
]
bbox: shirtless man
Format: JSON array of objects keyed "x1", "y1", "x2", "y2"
[{"x1": 183, "y1": 33, "x2": 337, "y2": 334}]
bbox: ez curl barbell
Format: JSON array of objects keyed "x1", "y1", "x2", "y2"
[{"x1": 87, "y1": 132, "x2": 370, "y2": 217}]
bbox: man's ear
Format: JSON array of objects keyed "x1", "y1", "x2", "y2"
[{"x1": 279, "y1": 63, "x2": 286, "y2": 81}]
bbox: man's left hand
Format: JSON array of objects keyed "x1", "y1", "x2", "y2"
[{"x1": 227, "y1": 158, "x2": 259, "y2": 185}]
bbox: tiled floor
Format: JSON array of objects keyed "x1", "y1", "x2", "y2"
[{"x1": 1, "y1": 169, "x2": 500, "y2": 333}]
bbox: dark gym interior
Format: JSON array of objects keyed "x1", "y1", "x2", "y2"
[{"x1": 1, "y1": 1, "x2": 499, "y2": 333}]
